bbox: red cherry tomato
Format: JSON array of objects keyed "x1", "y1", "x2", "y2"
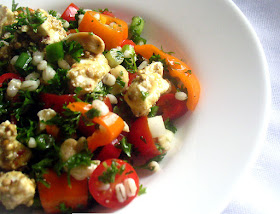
[
  {"x1": 77, "y1": 118, "x2": 96, "y2": 137},
  {"x1": 40, "y1": 93, "x2": 75, "y2": 113},
  {"x1": 96, "y1": 140, "x2": 121, "y2": 161},
  {"x1": 96, "y1": 134, "x2": 125, "y2": 161},
  {"x1": 89, "y1": 159, "x2": 139, "y2": 209},
  {"x1": 103, "y1": 96, "x2": 113, "y2": 111},
  {"x1": 102, "y1": 11, "x2": 115, "y2": 17},
  {"x1": 61, "y1": 3, "x2": 79, "y2": 22},
  {"x1": 0, "y1": 73, "x2": 23, "y2": 87},
  {"x1": 121, "y1": 39, "x2": 136, "y2": 47},
  {"x1": 128, "y1": 116, "x2": 161, "y2": 158},
  {"x1": 128, "y1": 72, "x2": 137, "y2": 86},
  {"x1": 156, "y1": 93, "x2": 188, "y2": 121}
]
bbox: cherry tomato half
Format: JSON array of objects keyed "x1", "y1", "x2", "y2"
[
  {"x1": 89, "y1": 159, "x2": 139, "y2": 209},
  {"x1": 156, "y1": 93, "x2": 188, "y2": 121},
  {"x1": 121, "y1": 39, "x2": 136, "y2": 47},
  {"x1": 128, "y1": 116, "x2": 161, "y2": 158},
  {"x1": 61, "y1": 3, "x2": 79, "y2": 22},
  {"x1": 40, "y1": 93, "x2": 75, "y2": 113}
]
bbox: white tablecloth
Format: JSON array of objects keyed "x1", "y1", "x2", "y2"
[{"x1": 222, "y1": 1, "x2": 280, "y2": 213}]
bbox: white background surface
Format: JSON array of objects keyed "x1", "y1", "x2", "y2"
[{"x1": 223, "y1": 1, "x2": 280, "y2": 213}]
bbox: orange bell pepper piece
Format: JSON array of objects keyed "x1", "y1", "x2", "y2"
[
  {"x1": 67, "y1": 102, "x2": 124, "y2": 152},
  {"x1": 45, "y1": 125, "x2": 60, "y2": 139},
  {"x1": 134, "y1": 44, "x2": 200, "y2": 111},
  {"x1": 78, "y1": 11, "x2": 128, "y2": 50},
  {"x1": 37, "y1": 170, "x2": 88, "y2": 213}
]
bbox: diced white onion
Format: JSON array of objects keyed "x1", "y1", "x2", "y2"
[{"x1": 147, "y1": 115, "x2": 166, "y2": 138}]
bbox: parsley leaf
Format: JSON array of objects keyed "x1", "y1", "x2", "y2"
[
  {"x1": 63, "y1": 40, "x2": 84, "y2": 62},
  {"x1": 164, "y1": 118, "x2": 177, "y2": 133},
  {"x1": 55, "y1": 149, "x2": 93, "y2": 185},
  {"x1": 135, "y1": 153, "x2": 166, "y2": 171},
  {"x1": 122, "y1": 53, "x2": 137, "y2": 73},
  {"x1": 12, "y1": 0, "x2": 19, "y2": 11},
  {"x1": 140, "y1": 91, "x2": 149, "y2": 100},
  {"x1": 45, "y1": 107, "x2": 81, "y2": 140},
  {"x1": 138, "y1": 184, "x2": 147, "y2": 196},
  {"x1": 149, "y1": 54, "x2": 168, "y2": 72},
  {"x1": 98, "y1": 160, "x2": 125, "y2": 184},
  {"x1": 85, "y1": 108, "x2": 101, "y2": 119},
  {"x1": 116, "y1": 76, "x2": 126, "y2": 88},
  {"x1": 42, "y1": 68, "x2": 69, "y2": 94},
  {"x1": 148, "y1": 106, "x2": 159, "y2": 117},
  {"x1": 118, "y1": 137, "x2": 132, "y2": 157},
  {"x1": 68, "y1": 9, "x2": 85, "y2": 29},
  {"x1": 57, "y1": 203, "x2": 73, "y2": 214}
]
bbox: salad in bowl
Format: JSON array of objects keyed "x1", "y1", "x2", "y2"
[{"x1": 0, "y1": 1, "x2": 200, "y2": 213}]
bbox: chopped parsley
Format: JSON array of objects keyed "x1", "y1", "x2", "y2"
[
  {"x1": 68, "y1": 9, "x2": 86, "y2": 29},
  {"x1": 98, "y1": 160, "x2": 126, "y2": 184},
  {"x1": 45, "y1": 107, "x2": 81, "y2": 140},
  {"x1": 42, "y1": 68, "x2": 69, "y2": 94},
  {"x1": 122, "y1": 53, "x2": 137, "y2": 73},
  {"x1": 63, "y1": 40, "x2": 84, "y2": 62},
  {"x1": 57, "y1": 202, "x2": 73, "y2": 214},
  {"x1": 164, "y1": 118, "x2": 177, "y2": 133},
  {"x1": 4, "y1": 7, "x2": 47, "y2": 34},
  {"x1": 138, "y1": 184, "x2": 147, "y2": 196},
  {"x1": 149, "y1": 54, "x2": 168, "y2": 72},
  {"x1": 116, "y1": 76, "x2": 126, "y2": 88},
  {"x1": 140, "y1": 91, "x2": 149, "y2": 100},
  {"x1": 135, "y1": 153, "x2": 166, "y2": 171},
  {"x1": 148, "y1": 106, "x2": 159, "y2": 117},
  {"x1": 118, "y1": 137, "x2": 132, "y2": 157},
  {"x1": 55, "y1": 149, "x2": 93, "y2": 185},
  {"x1": 12, "y1": 0, "x2": 19, "y2": 11},
  {"x1": 85, "y1": 108, "x2": 101, "y2": 119}
]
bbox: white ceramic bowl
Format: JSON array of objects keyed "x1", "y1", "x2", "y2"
[{"x1": 1, "y1": 0, "x2": 271, "y2": 213}]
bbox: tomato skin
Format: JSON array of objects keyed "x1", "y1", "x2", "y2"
[
  {"x1": 96, "y1": 141, "x2": 121, "y2": 161},
  {"x1": 121, "y1": 39, "x2": 136, "y2": 47},
  {"x1": 89, "y1": 159, "x2": 139, "y2": 209},
  {"x1": 102, "y1": 11, "x2": 115, "y2": 17},
  {"x1": 40, "y1": 93, "x2": 75, "y2": 113},
  {"x1": 0, "y1": 73, "x2": 23, "y2": 87},
  {"x1": 96, "y1": 134, "x2": 125, "y2": 161},
  {"x1": 61, "y1": 3, "x2": 79, "y2": 22},
  {"x1": 77, "y1": 118, "x2": 96, "y2": 137},
  {"x1": 128, "y1": 72, "x2": 137, "y2": 86},
  {"x1": 128, "y1": 116, "x2": 161, "y2": 158},
  {"x1": 103, "y1": 96, "x2": 113, "y2": 111},
  {"x1": 157, "y1": 93, "x2": 188, "y2": 121}
]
